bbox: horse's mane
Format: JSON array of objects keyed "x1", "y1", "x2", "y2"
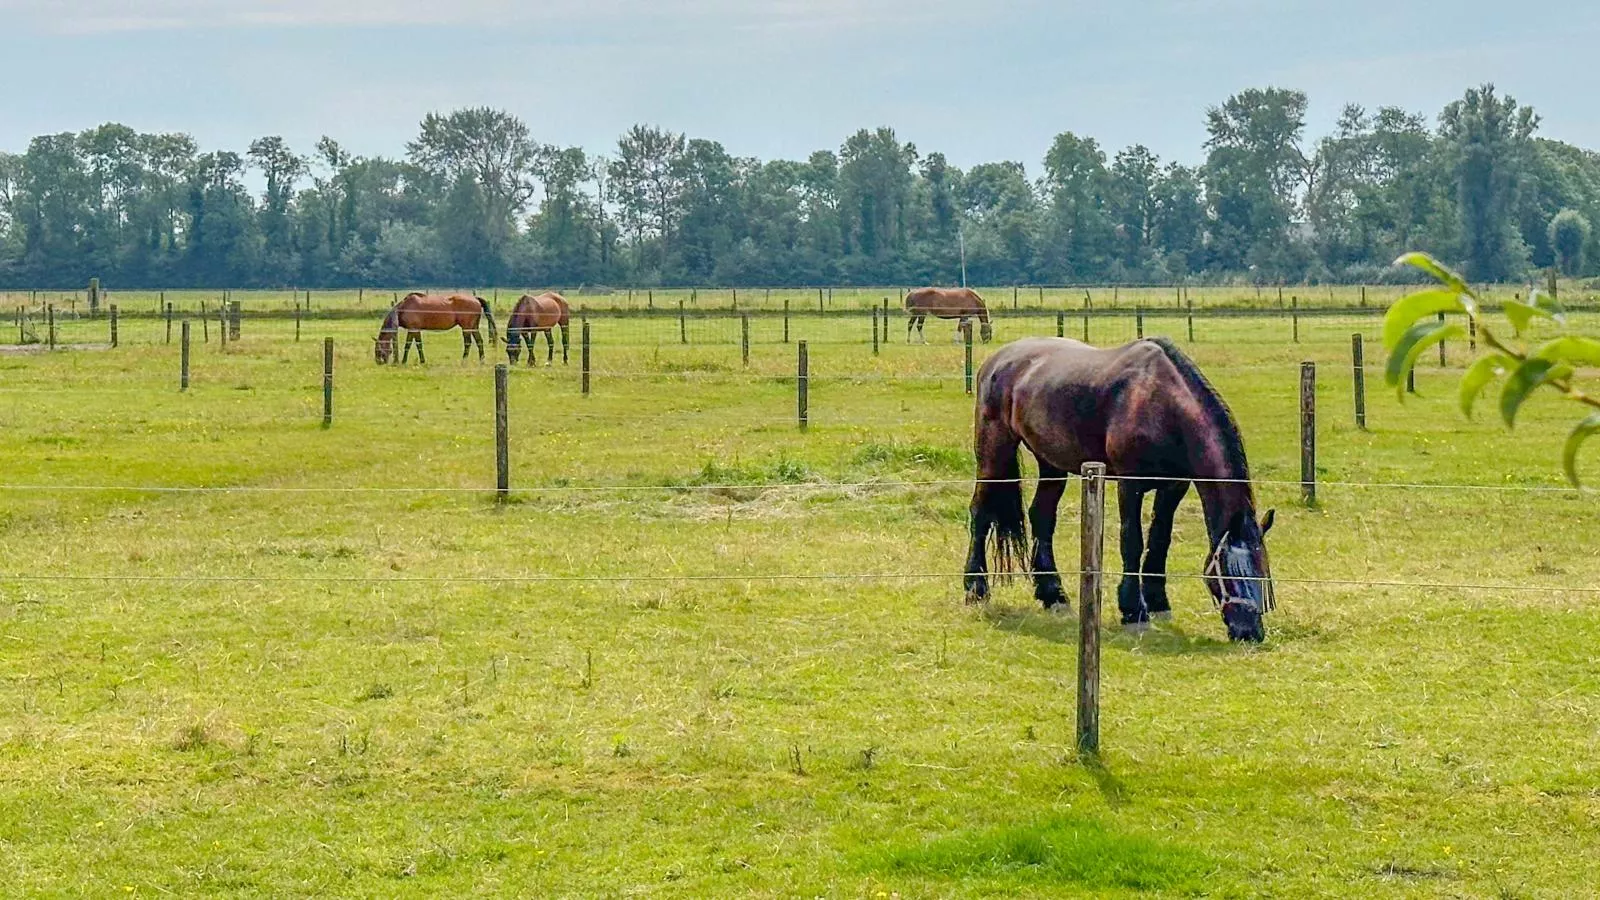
[{"x1": 1148, "y1": 337, "x2": 1250, "y2": 482}]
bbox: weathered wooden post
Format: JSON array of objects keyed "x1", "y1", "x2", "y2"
[
  {"x1": 963, "y1": 321, "x2": 974, "y2": 395},
  {"x1": 871, "y1": 307, "x2": 880, "y2": 356},
  {"x1": 109, "y1": 304, "x2": 118, "y2": 348},
  {"x1": 818, "y1": 287, "x2": 825, "y2": 312},
  {"x1": 201, "y1": 302, "x2": 209, "y2": 343},
  {"x1": 1077, "y1": 461, "x2": 1106, "y2": 757},
  {"x1": 180, "y1": 321, "x2": 191, "y2": 391},
  {"x1": 47, "y1": 304, "x2": 55, "y2": 349},
  {"x1": 295, "y1": 302, "x2": 302, "y2": 343},
  {"x1": 678, "y1": 300, "x2": 687, "y2": 344},
  {"x1": 1013, "y1": 285, "x2": 1019, "y2": 310},
  {"x1": 1352, "y1": 334, "x2": 1367, "y2": 431},
  {"x1": 783, "y1": 298, "x2": 791, "y2": 343},
  {"x1": 1292, "y1": 296, "x2": 1300, "y2": 343},
  {"x1": 1301, "y1": 361, "x2": 1316, "y2": 506},
  {"x1": 1437, "y1": 311, "x2": 1447, "y2": 367},
  {"x1": 322, "y1": 338, "x2": 334, "y2": 427},
  {"x1": 1136, "y1": 308, "x2": 1144, "y2": 340},
  {"x1": 732, "y1": 287, "x2": 738, "y2": 310},
  {"x1": 166, "y1": 302, "x2": 174, "y2": 344},
  {"x1": 581, "y1": 320, "x2": 592, "y2": 396},
  {"x1": 797, "y1": 340, "x2": 809, "y2": 432},
  {"x1": 229, "y1": 300, "x2": 241, "y2": 342},
  {"x1": 1187, "y1": 298, "x2": 1195, "y2": 342},
  {"x1": 495, "y1": 364, "x2": 509, "y2": 501},
  {"x1": 1469, "y1": 316, "x2": 1477, "y2": 352},
  {"x1": 88, "y1": 277, "x2": 101, "y2": 317},
  {"x1": 742, "y1": 313, "x2": 751, "y2": 366},
  {"x1": 218, "y1": 304, "x2": 228, "y2": 350},
  {"x1": 1056, "y1": 311, "x2": 1064, "y2": 338}
]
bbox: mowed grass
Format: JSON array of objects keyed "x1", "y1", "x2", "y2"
[{"x1": 1, "y1": 309, "x2": 1598, "y2": 897}]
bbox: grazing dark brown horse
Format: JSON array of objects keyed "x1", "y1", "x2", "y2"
[
  {"x1": 905, "y1": 287, "x2": 993, "y2": 344},
  {"x1": 505, "y1": 292, "x2": 572, "y2": 366},
  {"x1": 963, "y1": 336, "x2": 1276, "y2": 642},
  {"x1": 374, "y1": 293, "x2": 497, "y2": 364}
]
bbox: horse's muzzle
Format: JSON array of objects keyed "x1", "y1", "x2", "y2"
[{"x1": 1221, "y1": 600, "x2": 1265, "y2": 643}]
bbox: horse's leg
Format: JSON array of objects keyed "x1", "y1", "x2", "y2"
[
  {"x1": 414, "y1": 332, "x2": 426, "y2": 365},
  {"x1": 401, "y1": 334, "x2": 412, "y2": 364},
  {"x1": 545, "y1": 329, "x2": 554, "y2": 365},
  {"x1": 964, "y1": 417, "x2": 1024, "y2": 605},
  {"x1": 1029, "y1": 461, "x2": 1069, "y2": 609},
  {"x1": 1117, "y1": 482, "x2": 1150, "y2": 629},
  {"x1": 906, "y1": 314, "x2": 915, "y2": 343},
  {"x1": 475, "y1": 327, "x2": 486, "y2": 361},
  {"x1": 953, "y1": 317, "x2": 966, "y2": 343},
  {"x1": 1142, "y1": 481, "x2": 1191, "y2": 621}
]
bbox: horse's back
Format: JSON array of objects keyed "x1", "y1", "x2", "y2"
[
  {"x1": 513, "y1": 292, "x2": 567, "y2": 329},
  {"x1": 979, "y1": 337, "x2": 1183, "y2": 473},
  {"x1": 906, "y1": 286, "x2": 982, "y2": 314}
]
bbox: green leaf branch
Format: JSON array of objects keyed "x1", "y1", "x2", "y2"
[{"x1": 1384, "y1": 252, "x2": 1600, "y2": 485}]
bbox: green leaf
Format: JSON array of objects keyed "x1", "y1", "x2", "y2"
[
  {"x1": 1394, "y1": 252, "x2": 1470, "y2": 296},
  {"x1": 1532, "y1": 335, "x2": 1600, "y2": 367},
  {"x1": 1385, "y1": 319, "x2": 1465, "y2": 399},
  {"x1": 1563, "y1": 413, "x2": 1600, "y2": 486},
  {"x1": 1382, "y1": 289, "x2": 1467, "y2": 351},
  {"x1": 1459, "y1": 353, "x2": 1514, "y2": 419},
  {"x1": 1503, "y1": 298, "x2": 1556, "y2": 336},
  {"x1": 1499, "y1": 358, "x2": 1567, "y2": 427},
  {"x1": 1528, "y1": 288, "x2": 1567, "y2": 323}
]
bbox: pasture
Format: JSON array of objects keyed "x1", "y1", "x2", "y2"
[{"x1": 1, "y1": 298, "x2": 1597, "y2": 897}]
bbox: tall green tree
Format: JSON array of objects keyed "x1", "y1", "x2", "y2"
[
  {"x1": 1202, "y1": 87, "x2": 1312, "y2": 276},
  {"x1": 407, "y1": 108, "x2": 537, "y2": 282},
  {"x1": 1549, "y1": 209, "x2": 1591, "y2": 275},
  {"x1": 1438, "y1": 83, "x2": 1538, "y2": 282},
  {"x1": 1040, "y1": 131, "x2": 1113, "y2": 280}
]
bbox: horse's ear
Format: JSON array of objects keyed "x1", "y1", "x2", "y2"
[{"x1": 1260, "y1": 509, "x2": 1276, "y2": 536}]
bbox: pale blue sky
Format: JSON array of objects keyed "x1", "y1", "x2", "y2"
[{"x1": 2, "y1": 0, "x2": 1596, "y2": 172}]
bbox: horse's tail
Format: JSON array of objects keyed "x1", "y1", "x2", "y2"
[
  {"x1": 977, "y1": 452, "x2": 1028, "y2": 579},
  {"x1": 477, "y1": 297, "x2": 498, "y2": 343}
]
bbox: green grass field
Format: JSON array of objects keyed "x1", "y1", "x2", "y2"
[{"x1": 1, "y1": 307, "x2": 1597, "y2": 897}]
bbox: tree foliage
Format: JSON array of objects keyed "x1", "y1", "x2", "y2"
[{"x1": 4, "y1": 86, "x2": 1600, "y2": 289}]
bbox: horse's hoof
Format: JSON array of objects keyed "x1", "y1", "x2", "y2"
[
  {"x1": 1047, "y1": 603, "x2": 1074, "y2": 618},
  {"x1": 963, "y1": 589, "x2": 987, "y2": 606},
  {"x1": 1150, "y1": 611, "x2": 1173, "y2": 623},
  {"x1": 1123, "y1": 621, "x2": 1150, "y2": 635}
]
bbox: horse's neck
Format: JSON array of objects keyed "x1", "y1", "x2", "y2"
[{"x1": 1179, "y1": 402, "x2": 1253, "y2": 544}]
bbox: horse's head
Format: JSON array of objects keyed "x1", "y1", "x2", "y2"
[
  {"x1": 506, "y1": 332, "x2": 522, "y2": 365},
  {"x1": 1205, "y1": 509, "x2": 1276, "y2": 642},
  {"x1": 374, "y1": 334, "x2": 393, "y2": 364},
  {"x1": 979, "y1": 321, "x2": 994, "y2": 343}
]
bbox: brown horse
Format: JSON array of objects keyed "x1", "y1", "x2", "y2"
[
  {"x1": 505, "y1": 292, "x2": 572, "y2": 366},
  {"x1": 963, "y1": 336, "x2": 1276, "y2": 642},
  {"x1": 905, "y1": 287, "x2": 992, "y2": 344},
  {"x1": 374, "y1": 293, "x2": 497, "y2": 364}
]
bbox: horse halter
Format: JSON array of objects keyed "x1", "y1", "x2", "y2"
[{"x1": 1204, "y1": 531, "x2": 1276, "y2": 614}]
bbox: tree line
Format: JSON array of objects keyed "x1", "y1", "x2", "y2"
[{"x1": 0, "y1": 83, "x2": 1595, "y2": 290}]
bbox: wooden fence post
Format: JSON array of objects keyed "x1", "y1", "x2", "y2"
[
  {"x1": 165, "y1": 302, "x2": 173, "y2": 344},
  {"x1": 818, "y1": 287, "x2": 825, "y2": 312},
  {"x1": 1187, "y1": 298, "x2": 1195, "y2": 342},
  {"x1": 218, "y1": 304, "x2": 228, "y2": 350},
  {"x1": 797, "y1": 341, "x2": 809, "y2": 431},
  {"x1": 495, "y1": 364, "x2": 509, "y2": 501},
  {"x1": 229, "y1": 300, "x2": 241, "y2": 342},
  {"x1": 47, "y1": 304, "x2": 56, "y2": 349},
  {"x1": 742, "y1": 313, "x2": 751, "y2": 365},
  {"x1": 963, "y1": 321, "x2": 974, "y2": 395},
  {"x1": 1013, "y1": 285, "x2": 1019, "y2": 310},
  {"x1": 783, "y1": 298, "x2": 791, "y2": 343},
  {"x1": 1292, "y1": 296, "x2": 1300, "y2": 343},
  {"x1": 109, "y1": 304, "x2": 118, "y2": 348},
  {"x1": 871, "y1": 307, "x2": 880, "y2": 356},
  {"x1": 1077, "y1": 461, "x2": 1106, "y2": 757},
  {"x1": 1301, "y1": 361, "x2": 1316, "y2": 506},
  {"x1": 1057, "y1": 311, "x2": 1064, "y2": 338},
  {"x1": 581, "y1": 319, "x2": 592, "y2": 396},
  {"x1": 1437, "y1": 311, "x2": 1447, "y2": 366},
  {"x1": 1351, "y1": 334, "x2": 1367, "y2": 431},
  {"x1": 1136, "y1": 308, "x2": 1144, "y2": 340},
  {"x1": 295, "y1": 302, "x2": 302, "y2": 342},
  {"x1": 201, "y1": 302, "x2": 209, "y2": 343},
  {"x1": 180, "y1": 321, "x2": 191, "y2": 391},
  {"x1": 678, "y1": 300, "x2": 687, "y2": 344},
  {"x1": 322, "y1": 338, "x2": 334, "y2": 427},
  {"x1": 1469, "y1": 316, "x2": 1477, "y2": 352}
]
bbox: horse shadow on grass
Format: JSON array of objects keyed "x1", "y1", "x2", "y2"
[{"x1": 979, "y1": 603, "x2": 1244, "y2": 657}]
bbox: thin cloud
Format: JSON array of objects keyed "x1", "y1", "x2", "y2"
[{"x1": 3, "y1": 0, "x2": 980, "y2": 34}]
